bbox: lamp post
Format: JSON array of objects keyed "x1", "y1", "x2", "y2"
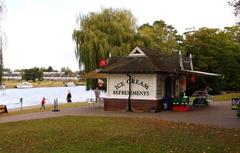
[{"x1": 127, "y1": 73, "x2": 132, "y2": 112}]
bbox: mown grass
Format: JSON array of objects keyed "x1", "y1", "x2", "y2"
[
  {"x1": 213, "y1": 93, "x2": 240, "y2": 101},
  {"x1": 3, "y1": 80, "x2": 85, "y2": 88},
  {"x1": 4, "y1": 102, "x2": 87, "y2": 116},
  {"x1": 190, "y1": 93, "x2": 240, "y2": 103},
  {"x1": 0, "y1": 116, "x2": 239, "y2": 153}
]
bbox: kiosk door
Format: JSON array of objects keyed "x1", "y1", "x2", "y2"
[{"x1": 165, "y1": 77, "x2": 172, "y2": 98}]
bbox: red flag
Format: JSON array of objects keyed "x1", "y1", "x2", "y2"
[
  {"x1": 190, "y1": 75, "x2": 196, "y2": 83},
  {"x1": 99, "y1": 59, "x2": 107, "y2": 67}
]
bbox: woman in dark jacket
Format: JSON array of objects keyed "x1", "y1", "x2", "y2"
[{"x1": 66, "y1": 91, "x2": 72, "y2": 102}]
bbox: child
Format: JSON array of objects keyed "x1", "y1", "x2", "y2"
[
  {"x1": 94, "y1": 87, "x2": 100, "y2": 102},
  {"x1": 40, "y1": 97, "x2": 46, "y2": 110}
]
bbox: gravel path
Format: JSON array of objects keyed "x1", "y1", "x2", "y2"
[{"x1": 0, "y1": 101, "x2": 239, "y2": 129}]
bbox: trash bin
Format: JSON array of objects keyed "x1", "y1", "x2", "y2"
[
  {"x1": 163, "y1": 96, "x2": 170, "y2": 110},
  {"x1": 163, "y1": 103, "x2": 168, "y2": 110}
]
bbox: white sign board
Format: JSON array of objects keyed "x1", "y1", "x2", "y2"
[{"x1": 107, "y1": 74, "x2": 157, "y2": 100}]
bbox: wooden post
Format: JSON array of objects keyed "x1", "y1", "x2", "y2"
[{"x1": 20, "y1": 98, "x2": 23, "y2": 110}]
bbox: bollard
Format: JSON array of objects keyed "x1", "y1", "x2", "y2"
[
  {"x1": 52, "y1": 98, "x2": 60, "y2": 112},
  {"x1": 20, "y1": 98, "x2": 23, "y2": 110}
]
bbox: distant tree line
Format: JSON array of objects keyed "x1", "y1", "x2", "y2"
[
  {"x1": 73, "y1": 8, "x2": 240, "y2": 93},
  {"x1": 23, "y1": 67, "x2": 43, "y2": 81}
]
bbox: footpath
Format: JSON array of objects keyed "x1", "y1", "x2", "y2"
[{"x1": 0, "y1": 101, "x2": 239, "y2": 129}]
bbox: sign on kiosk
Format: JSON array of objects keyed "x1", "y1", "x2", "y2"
[{"x1": 113, "y1": 78, "x2": 150, "y2": 96}]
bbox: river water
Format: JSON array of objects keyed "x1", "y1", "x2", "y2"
[{"x1": 0, "y1": 86, "x2": 105, "y2": 109}]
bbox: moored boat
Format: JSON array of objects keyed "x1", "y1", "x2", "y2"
[
  {"x1": 65, "y1": 82, "x2": 76, "y2": 87},
  {"x1": 0, "y1": 84, "x2": 5, "y2": 89},
  {"x1": 16, "y1": 82, "x2": 33, "y2": 89}
]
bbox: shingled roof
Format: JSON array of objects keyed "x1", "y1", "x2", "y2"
[{"x1": 101, "y1": 46, "x2": 190, "y2": 74}]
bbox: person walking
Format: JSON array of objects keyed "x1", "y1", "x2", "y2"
[
  {"x1": 66, "y1": 90, "x2": 72, "y2": 103},
  {"x1": 94, "y1": 87, "x2": 100, "y2": 103},
  {"x1": 40, "y1": 97, "x2": 46, "y2": 110}
]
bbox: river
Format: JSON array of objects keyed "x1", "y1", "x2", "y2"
[{"x1": 0, "y1": 86, "x2": 105, "y2": 109}]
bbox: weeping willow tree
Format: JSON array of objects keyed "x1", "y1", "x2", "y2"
[{"x1": 72, "y1": 8, "x2": 137, "y2": 90}]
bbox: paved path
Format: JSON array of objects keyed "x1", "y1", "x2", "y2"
[{"x1": 0, "y1": 101, "x2": 239, "y2": 129}]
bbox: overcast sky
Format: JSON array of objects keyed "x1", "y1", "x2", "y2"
[{"x1": 2, "y1": 0, "x2": 237, "y2": 71}]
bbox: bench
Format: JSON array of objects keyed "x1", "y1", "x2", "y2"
[
  {"x1": 0, "y1": 105, "x2": 8, "y2": 114},
  {"x1": 87, "y1": 98, "x2": 96, "y2": 109},
  {"x1": 87, "y1": 98, "x2": 104, "y2": 108}
]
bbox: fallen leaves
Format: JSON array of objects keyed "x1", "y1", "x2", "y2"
[{"x1": 0, "y1": 116, "x2": 239, "y2": 153}]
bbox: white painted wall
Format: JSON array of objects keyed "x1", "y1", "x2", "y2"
[{"x1": 107, "y1": 74, "x2": 157, "y2": 100}]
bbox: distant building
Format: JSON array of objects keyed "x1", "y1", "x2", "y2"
[
  {"x1": 3, "y1": 71, "x2": 22, "y2": 80},
  {"x1": 3, "y1": 71, "x2": 78, "y2": 81},
  {"x1": 43, "y1": 72, "x2": 78, "y2": 81}
]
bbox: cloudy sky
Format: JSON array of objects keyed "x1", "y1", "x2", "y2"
[{"x1": 2, "y1": 0, "x2": 237, "y2": 71}]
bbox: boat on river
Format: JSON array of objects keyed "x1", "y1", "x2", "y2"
[
  {"x1": 0, "y1": 84, "x2": 5, "y2": 90},
  {"x1": 16, "y1": 82, "x2": 33, "y2": 89},
  {"x1": 65, "y1": 82, "x2": 76, "y2": 87},
  {"x1": 0, "y1": 84, "x2": 6, "y2": 95}
]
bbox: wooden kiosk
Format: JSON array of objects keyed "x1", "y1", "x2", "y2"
[{"x1": 100, "y1": 46, "x2": 219, "y2": 112}]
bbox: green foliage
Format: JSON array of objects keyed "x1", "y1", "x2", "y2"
[
  {"x1": 73, "y1": 8, "x2": 137, "y2": 89},
  {"x1": 46, "y1": 66, "x2": 53, "y2": 72},
  {"x1": 23, "y1": 67, "x2": 43, "y2": 81},
  {"x1": 61, "y1": 67, "x2": 73, "y2": 76},
  {"x1": 72, "y1": 7, "x2": 240, "y2": 92},
  {"x1": 72, "y1": 8, "x2": 181, "y2": 90},
  {"x1": 212, "y1": 93, "x2": 240, "y2": 101},
  {"x1": 137, "y1": 20, "x2": 181, "y2": 53},
  {"x1": 184, "y1": 27, "x2": 240, "y2": 93}
]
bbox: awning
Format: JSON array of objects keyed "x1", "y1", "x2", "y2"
[
  {"x1": 179, "y1": 69, "x2": 221, "y2": 77},
  {"x1": 81, "y1": 70, "x2": 107, "y2": 79}
]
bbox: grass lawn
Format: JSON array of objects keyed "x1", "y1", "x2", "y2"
[
  {"x1": 213, "y1": 93, "x2": 240, "y2": 101},
  {"x1": 3, "y1": 80, "x2": 85, "y2": 88},
  {"x1": 0, "y1": 116, "x2": 239, "y2": 153},
  {"x1": 4, "y1": 102, "x2": 87, "y2": 116}
]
